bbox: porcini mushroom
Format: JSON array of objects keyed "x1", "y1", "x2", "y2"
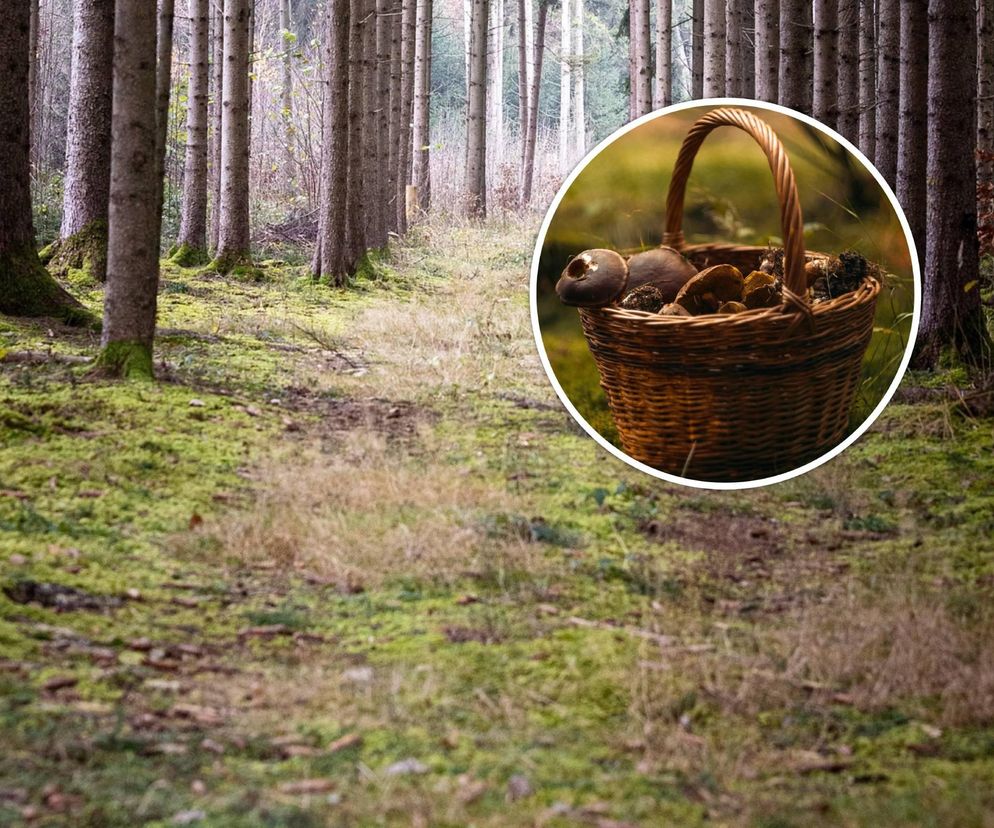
[
  {"x1": 555, "y1": 249, "x2": 629, "y2": 307},
  {"x1": 674, "y1": 264, "x2": 744, "y2": 315},
  {"x1": 742, "y1": 271, "x2": 782, "y2": 309},
  {"x1": 717, "y1": 301, "x2": 748, "y2": 314},
  {"x1": 619, "y1": 284, "x2": 666, "y2": 312},
  {"x1": 625, "y1": 246, "x2": 698, "y2": 303}
]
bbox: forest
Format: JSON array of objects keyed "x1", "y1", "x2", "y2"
[{"x1": 1, "y1": 0, "x2": 993, "y2": 824}]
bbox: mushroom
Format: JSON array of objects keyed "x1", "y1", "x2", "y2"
[
  {"x1": 624, "y1": 246, "x2": 698, "y2": 303},
  {"x1": 809, "y1": 250, "x2": 873, "y2": 302},
  {"x1": 555, "y1": 249, "x2": 629, "y2": 307},
  {"x1": 659, "y1": 302, "x2": 691, "y2": 317},
  {"x1": 674, "y1": 264, "x2": 744, "y2": 315},
  {"x1": 742, "y1": 271, "x2": 782, "y2": 309},
  {"x1": 619, "y1": 284, "x2": 666, "y2": 312},
  {"x1": 717, "y1": 301, "x2": 748, "y2": 314},
  {"x1": 758, "y1": 246, "x2": 785, "y2": 279}
]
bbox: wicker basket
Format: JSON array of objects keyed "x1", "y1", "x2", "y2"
[{"x1": 577, "y1": 107, "x2": 881, "y2": 482}]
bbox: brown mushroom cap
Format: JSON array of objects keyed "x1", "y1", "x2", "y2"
[
  {"x1": 556, "y1": 249, "x2": 629, "y2": 307},
  {"x1": 659, "y1": 302, "x2": 692, "y2": 317},
  {"x1": 674, "y1": 264, "x2": 744, "y2": 315},
  {"x1": 742, "y1": 270, "x2": 782, "y2": 309},
  {"x1": 717, "y1": 301, "x2": 748, "y2": 314},
  {"x1": 625, "y1": 246, "x2": 698, "y2": 303},
  {"x1": 619, "y1": 283, "x2": 666, "y2": 312}
]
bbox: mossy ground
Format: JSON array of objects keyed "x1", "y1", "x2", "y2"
[{"x1": 1, "y1": 218, "x2": 993, "y2": 826}]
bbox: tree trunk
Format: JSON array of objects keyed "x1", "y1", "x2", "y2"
[
  {"x1": 913, "y1": 0, "x2": 991, "y2": 368},
  {"x1": 50, "y1": 0, "x2": 115, "y2": 283},
  {"x1": 28, "y1": 0, "x2": 39, "y2": 157},
  {"x1": 488, "y1": 0, "x2": 505, "y2": 165},
  {"x1": 411, "y1": 0, "x2": 432, "y2": 212},
  {"x1": 376, "y1": 0, "x2": 393, "y2": 227},
  {"x1": 572, "y1": 0, "x2": 584, "y2": 157},
  {"x1": 725, "y1": 0, "x2": 742, "y2": 97},
  {"x1": 314, "y1": 0, "x2": 350, "y2": 284},
  {"x1": 97, "y1": 0, "x2": 162, "y2": 377},
  {"x1": 388, "y1": 1, "x2": 401, "y2": 233},
  {"x1": 978, "y1": 0, "x2": 993, "y2": 219},
  {"x1": 812, "y1": 0, "x2": 838, "y2": 128},
  {"x1": 874, "y1": 0, "x2": 899, "y2": 187},
  {"x1": 742, "y1": 1, "x2": 755, "y2": 95},
  {"x1": 279, "y1": 0, "x2": 294, "y2": 186},
  {"x1": 344, "y1": 0, "x2": 366, "y2": 267},
  {"x1": 654, "y1": 0, "x2": 671, "y2": 107},
  {"x1": 691, "y1": 0, "x2": 703, "y2": 98},
  {"x1": 155, "y1": 0, "x2": 176, "y2": 222},
  {"x1": 0, "y1": 0, "x2": 85, "y2": 321},
  {"x1": 209, "y1": 0, "x2": 224, "y2": 253},
  {"x1": 517, "y1": 0, "x2": 532, "y2": 178},
  {"x1": 895, "y1": 0, "x2": 926, "y2": 258},
  {"x1": 175, "y1": 0, "x2": 210, "y2": 263},
  {"x1": 703, "y1": 0, "x2": 725, "y2": 97},
  {"x1": 522, "y1": 0, "x2": 547, "y2": 204},
  {"x1": 465, "y1": 0, "x2": 488, "y2": 216},
  {"x1": 779, "y1": 0, "x2": 810, "y2": 112},
  {"x1": 397, "y1": 0, "x2": 416, "y2": 232},
  {"x1": 634, "y1": 0, "x2": 651, "y2": 114},
  {"x1": 754, "y1": 0, "x2": 779, "y2": 103},
  {"x1": 857, "y1": 0, "x2": 874, "y2": 158},
  {"x1": 361, "y1": 0, "x2": 384, "y2": 247},
  {"x1": 212, "y1": 0, "x2": 252, "y2": 272},
  {"x1": 836, "y1": 0, "x2": 859, "y2": 143},
  {"x1": 561, "y1": 0, "x2": 572, "y2": 167}
]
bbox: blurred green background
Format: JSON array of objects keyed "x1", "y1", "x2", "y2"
[{"x1": 536, "y1": 104, "x2": 916, "y2": 448}]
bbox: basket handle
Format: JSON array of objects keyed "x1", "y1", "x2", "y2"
[{"x1": 662, "y1": 107, "x2": 808, "y2": 298}]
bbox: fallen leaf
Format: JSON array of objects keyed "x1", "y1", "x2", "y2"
[{"x1": 327, "y1": 732, "x2": 362, "y2": 753}]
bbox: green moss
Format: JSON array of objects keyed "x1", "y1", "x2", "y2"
[
  {"x1": 93, "y1": 340, "x2": 154, "y2": 380},
  {"x1": 0, "y1": 245, "x2": 95, "y2": 326},
  {"x1": 170, "y1": 243, "x2": 211, "y2": 268},
  {"x1": 44, "y1": 221, "x2": 109, "y2": 283}
]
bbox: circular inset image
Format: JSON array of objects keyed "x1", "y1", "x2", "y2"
[{"x1": 531, "y1": 100, "x2": 920, "y2": 489}]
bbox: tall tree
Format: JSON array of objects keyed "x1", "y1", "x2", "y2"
[
  {"x1": 691, "y1": 0, "x2": 703, "y2": 97},
  {"x1": 654, "y1": 0, "x2": 671, "y2": 108},
  {"x1": 754, "y1": 0, "x2": 779, "y2": 103},
  {"x1": 979, "y1": 0, "x2": 993, "y2": 219},
  {"x1": 155, "y1": 0, "x2": 175, "y2": 217},
  {"x1": 175, "y1": 0, "x2": 210, "y2": 264},
  {"x1": 96, "y1": 0, "x2": 162, "y2": 377},
  {"x1": 779, "y1": 0, "x2": 810, "y2": 111},
  {"x1": 212, "y1": 0, "x2": 253, "y2": 272},
  {"x1": 703, "y1": 0, "x2": 725, "y2": 97},
  {"x1": 397, "y1": 0, "x2": 416, "y2": 232},
  {"x1": 376, "y1": 0, "x2": 393, "y2": 230},
  {"x1": 725, "y1": 0, "x2": 743, "y2": 97},
  {"x1": 857, "y1": 0, "x2": 874, "y2": 157},
  {"x1": 632, "y1": 0, "x2": 651, "y2": 114},
  {"x1": 279, "y1": 0, "x2": 295, "y2": 183},
  {"x1": 488, "y1": 0, "x2": 506, "y2": 163},
  {"x1": 411, "y1": 0, "x2": 432, "y2": 211},
  {"x1": 209, "y1": 0, "x2": 224, "y2": 252},
  {"x1": 344, "y1": 0, "x2": 366, "y2": 264},
  {"x1": 361, "y1": 0, "x2": 384, "y2": 247},
  {"x1": 836, "y1": 0, "x2": 859, "y2": 143},
  {"x1": 914, "y1": 0, "x2": 991, "y2": 367},
  {"x1": 47, "y1": 0, "x2": 115, "y2": 283},
  {"x1": 521, "y1": 0, "x2": 548, "y2": 204},
  {"x1": 561, "y1": 0, "x2": 572, "y2": 167},
  {"x1": 0, "y1": 0, "x2": 85, "y2": 321},
  {"x1": 28, "y1": 0, "x2": 40, "y2": 157},
  {"x1": 875, "y1": 0, "x2": 900, "y2": 187},
  {"x1": 895, "y1": 0, "x2": 926, "y2": 257},
  {"x1": 812, "y1": 0, "x2": 838, "y2": 128},
  {"x1": 465, "y1": 0, "x2": 488, "y2": 216},
  {"x1": 518, "y1": 0, "x2": 533, "y2": 177},
  {"x1": 388, "y1": 1, "x2": 402, "y2": 233},
  {"x1": 572, "y1": 0, "x2": 585, "y2": 157},
  {"x1": 313, "y1": 0, "x2": 350, "y2": 284}
]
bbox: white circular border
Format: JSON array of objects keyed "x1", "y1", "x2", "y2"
[{"x1": 529, "y1": 97, "x2": 922, "y2": 491}]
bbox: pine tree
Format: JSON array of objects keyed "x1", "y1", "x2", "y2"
[
  {"x1": 465, "y1": 0, "x2": 488, "y2": 216},
  {"x1": 812, "y1": 0, "x2": 838, "y2": 128},
  {"x1": 874, "y1": 0, "x2": 900, "y2": 186},
  {"x1": 754, "y1": 0, "x2": 779, "y2": 103}
]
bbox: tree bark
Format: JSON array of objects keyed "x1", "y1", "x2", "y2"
[
  {"x1": 0, "y1": 0, "x2": 85, "y2": 321},
  {"x1": 97, "y1": 0, "x2": 162, "y2": 377},
  {"x1": 724, "y1": 0, "x2": 742, "y2": 97},
  {"x1": 397, "y1": 0, "x2": 416, "y2": 232},
  {"x1": 703, "y1": 0, "x2": 725, "y2": 97},
  {"x1": 517, "y1": 0, "x2": 531, "y2": 176},
  {"x1": 836, "y1": 0, "x2": 859, "y2": 143},
  {"x1": 522, "y1": 0, "x2": 547, "y2": 204},
  {"x1": 209, "y1": 0, "x2": 224, "y2": 252},
  {"x1": 779, "y1": 0, "x2": 810, "y2": 112},
  {"x1": 874, "y1": 0, "x2": 899, "y2": 187},
  {"x1": 913, "y1": 0, "x2": 991, "y2": 368},
  {"x1": 572, "y1": 0, "x2": 584, "y2": 157},
  {"x1": 212, "y1": 0, "x2": 252, "y2": 271},
  {"x1": 561, "y1": 0, "x2": 572, "y2": 166},
  {"x1": 175, "y1": 0, "x2": 210, "y2": 263},
  {"x1": 344, "y1": 0, "x2": 367, "y2": 264},
  {"x1": 488, "y1": 0, "x2": 505, "y2": 164},
  {"x1": 633, "y1": 0, "x2": 651, "y2": 114},
  {"x1": 978, "y1": 0, "x2": 993, "y2": 219},
  {"x1": 51, "y1": 0, "x2": 115, "y2": 283},
  {"x1": 28, "y1": 0, "x2": 39, "y2": 156},
  {"x1": 654, "y1": 0, "x2": 671, "y2": 107},
  {"x1": 691, "y1": 0, "x2": 703, "y2": 98},
  {"x1": 896, "y1": 0, "x2": 926, "y2": 258},
  {"x1": 376, "y1": 0, "x2": 393, "y2": 228},
  {"x1": 361, "y1": 0, "x2": 384, "y2": 247},
  {"x1": 155, "y1": 0, "x2": 176, "y2": 223},
  {"x1": 465, "y1": 0, "x2": 488, "y2": 216},
  {"x1": 812, "y1": 0, "x2": 838, "y2": 128},
  {"x1": 412, "y1": 0, "x2": 432, "y2": 211},
  {"x1": 388, "y1": 1, "x2": 401, "y2": 233},
  {"x1": 857, "y1": 0, "x2": 874, "y2": 158},
  {"x1": 754, "y1": 0, "x2": 779, "y2": 103},
  {"x1": 314, "y1": 0, "x2": 350, "y2": 284},
  {"x1": 279, "y1": 0, "x2": 294, "y2": 185}
]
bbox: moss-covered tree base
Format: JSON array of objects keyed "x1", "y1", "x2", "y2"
[
  {"x1": 206, "y1": 251, "x2": 265, "y2": 281},
  {"x1": 0, "y1": 247, "x2": 96, "y2": 327},
  {"x1": 42, "y1": 221, "x2": 109, "y2": 283},
  {"x1": 170, "y1": 243, "x2": 211, "y2": 268},
  {"x1": 92, "y1": 340, "x2": 154, "y2": 380}
]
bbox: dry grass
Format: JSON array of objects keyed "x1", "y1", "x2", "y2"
[{"x1": 190, "y1": 433, "x2": 549, "y2": 593}]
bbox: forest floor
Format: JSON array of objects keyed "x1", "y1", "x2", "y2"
[{"x1": 1, "y1": 216, "x2": 994, "y2": 827}]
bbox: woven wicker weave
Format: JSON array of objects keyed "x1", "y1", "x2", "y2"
[{"x1": 577, "y1": 107, "x2": 881, "y2": 482}]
